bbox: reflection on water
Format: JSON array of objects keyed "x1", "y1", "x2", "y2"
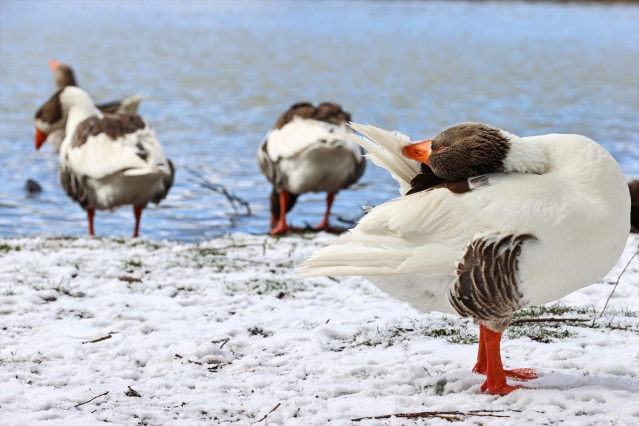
[{"x1": 1, "y1": 1, "x2": 638, "y2": 241}]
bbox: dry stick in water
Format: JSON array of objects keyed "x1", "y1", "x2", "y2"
[{"x1": 185, "y1": 166, "x2": 251, "y2": 216}]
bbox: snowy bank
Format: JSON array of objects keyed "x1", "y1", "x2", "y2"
[{"x1": 0, "y1": 233, "x2": 638, "y2": 426}]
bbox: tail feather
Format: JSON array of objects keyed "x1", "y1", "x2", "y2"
[
  {"x1": 347, "y1": 123, "x2": 421, "y2": 195},
  {"x1": 118, "y1": 94, "x2": 144, "y2": 113}
]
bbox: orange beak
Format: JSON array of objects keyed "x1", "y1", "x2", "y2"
[
  {"x1": 401, "y1": 139, "x2": 433, "y2": 166},
  {"x1": 35, "y1": 128, "x2": 48, "y2": 150},
  {"x1": 49, "y1": 58, "x2": 59, "y2": 70}
]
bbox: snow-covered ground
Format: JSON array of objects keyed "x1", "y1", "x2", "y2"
[{"x1": 1, "y1": 233, "x2": 637, "y2": 426}]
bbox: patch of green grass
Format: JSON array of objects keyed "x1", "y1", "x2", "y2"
[
  {"x1": 0, "y1": 244, "x2": 20, "y2": 252},
  {"x1": 350, "y1": 318, "x2": 478, "y2": 348},
  {"x1": 247, "y1": 326, "x2": 272, "y2": 338},
  {"x1": 124, "y1": 259, "x2": 142, "y2": 268},
  {"x1": 225, "y1": 277, "x2": 305, "y2": 298},
  {"x1": 33, "y1": 278, "x2": 86, "y2": 298},
  {"x1": 510, "y1": 304, "x2": 639, "y2": 340},
  {"x1": 196, "y1": 248, "x2": 222, "y2": 256},
  {"x1": 507, "y1": 322, "x2": 577, "y2": 343},
  {"x1": 184, "y1": 247, "x2": 229, "y2": 271},
  {"x1": 607, "y1": 307, "x2": 639, "y2": 318},
  {"x1": 46, "y1": 236, "x2": 78, "y2": 241},
  {"x1": 347, "y1": 304, "x2": 639, "y2": 349},
  {"x1": 513, "y1": 304, "x2": 596, "y2": 320}
]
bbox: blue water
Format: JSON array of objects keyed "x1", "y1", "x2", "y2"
[{"x1": 1, "y1": 0, "x2": 638, "y2": 242}]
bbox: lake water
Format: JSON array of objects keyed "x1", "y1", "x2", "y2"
[{"x1": 1, "y1": 0, "x2": 638, "y2": 242}]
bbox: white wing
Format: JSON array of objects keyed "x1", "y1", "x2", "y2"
[
  {"x1": 299, "y1": 168, "x2": 569, "y2": 277},
  {"x1": 65, "y1": 124, "x2": 172, "y2": 180}
]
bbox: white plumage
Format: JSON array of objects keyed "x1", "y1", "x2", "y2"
[
  {"x1": 300, "y1": 122, "x2": 630, "y2": 395},
  {"x1": 257, "y1": 103, "x2": 365, "y2": 235},
  {"x1": 34, "y1": 86, "x2": 173, "y2": 237}
]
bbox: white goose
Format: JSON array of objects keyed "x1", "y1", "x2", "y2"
[
  {"x1": 257, "y1": 102, "x2": 366, "y2": 235},
  {"x1": 300, "y1": 122, "x2": 630, "y2": 395},
  {"x1": 34, "y1": 86, "x2": 174, "y2": 237}
]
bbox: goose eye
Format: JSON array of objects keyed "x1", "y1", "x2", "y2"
[{"x1": 436, "y1": 146, "x2": 447, "y2": 153}]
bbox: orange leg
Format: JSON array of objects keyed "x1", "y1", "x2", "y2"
[
  {"x1": 473, "y1": 324, "x2": 538, "y2": 384},
  {"x1": 472, "y1": 324, "x2": 488, "y2": 374},
  {"x1": 479, "y1": 326, "x2": 522, "y2": 395},
  {"x1": 315, "y1": 192, "x2": 335, "y2": 230},
  {"x1": 270, "y1": 192, "x2": 291, "y2": 235},
  {"x1": 133, "y1": 205, "x2": 144, "y2": 238},
  {"x1": 87, "y1": 208, "x2": 95, "y2": 236}
]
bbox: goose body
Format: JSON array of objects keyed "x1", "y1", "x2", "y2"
[
  {"x1": 34, "y1": 86, "x2": 174, "y2": 237},
  {"x1": 257, "y1": 102, "x2": 365, "y2": 234},
  {"x1": 300, "y1": 122, "x2": 630, "y2": 394}
]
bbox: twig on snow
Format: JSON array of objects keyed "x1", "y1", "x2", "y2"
[
  {"x1": 125, "y1": 386, "x2": 142, "y2": 398},
  {"x1": 185, "y1": 166, "x2": 251, "y2": 217},
  {"x1": 74, "y1": 391, "x2": 109, "y2": 408},
  {"x1": 256, "y1": 402, "x2": 281, "y2": 423},
  {"x1": 351, "y1": 409, "x2": 510, "y2": 422},
  {"x1": 82, "y1": 332, "x2": 116, "y2": 344},
  {"x1": 212, "y1": 338, "x2": 230, "y2": 349},
  {"x1": 510, "y1": 317, "x2": 590, "y2": 325},
  {"x1": 596, "y1": 250, "x2": 639, "y2": 325}
]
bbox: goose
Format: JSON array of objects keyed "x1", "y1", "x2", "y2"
[
  {"x1": 299, "y1": 122, "x2": 630, "y2": 395},
  {"x1": 257, "y1": 102, "x2": 366, "y2": 235},
  {"x1": 44, "y1": 59, "x2": 143, "y2": 151},
  {"x1": 34, "y1": 86, "x2": 174, "y2": 237}
]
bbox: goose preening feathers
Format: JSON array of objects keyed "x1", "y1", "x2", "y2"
[
  {"x1": 299, "y1": 122, "x2": 630, "y2": 395},
  {"x1": 49, "y1": 59, "x2": 143, "y2": 114},
  {"x1": 34, "y1": 86, "x2": 174, "y2": 237},
  {"x1": 257, "y1": 102, "x2": 366, "y2": 235},
  {"x1": 44, "y1": 59, "x2": 143, "y2": 151}
]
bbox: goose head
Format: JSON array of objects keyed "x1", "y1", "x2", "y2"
[
  {"x1": 402, "y1": 123, "x2": 514, "y2": 180},
  {"x1": 49, "y1": 59, "x2": 78, "y2": 90},
  {"x1": 34, "y1": 89, "x2": 64, "y2": 149},
  {"x1": 34, "y1": 86, "x2": 97, "y2": 150}
]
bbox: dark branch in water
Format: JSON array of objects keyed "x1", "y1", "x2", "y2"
[{"x1": 185, "y1": 166, "x2": 251, "y2": 217}]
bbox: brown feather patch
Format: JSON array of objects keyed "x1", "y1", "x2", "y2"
[
  {"x1": 449, "y1": 233, "x2": 536, "y2": 332},
  {"x1": 35, "y1": 90, "x2": 64, "y2": 125},
  {"x1": 273, "y1": 102, "x2": 351, "y2": 130},
  {"x1": 72, "y1": 113, "x2": 146, "y2": 147}
]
